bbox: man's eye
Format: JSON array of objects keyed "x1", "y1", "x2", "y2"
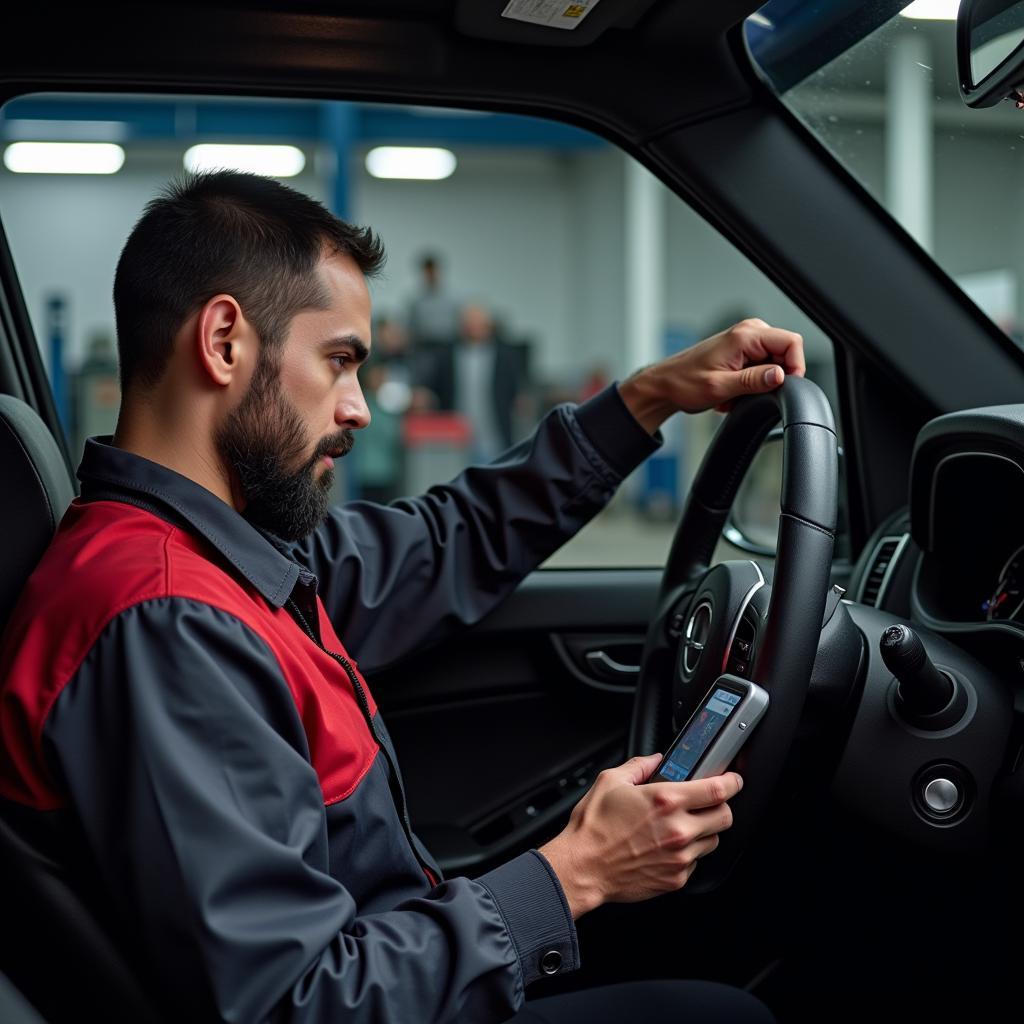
[{"x1": 330, "y1": 355, "x2": 350, "y2": 369}]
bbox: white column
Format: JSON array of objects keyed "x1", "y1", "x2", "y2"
[
  {"x1": 886, "y1": 34, "x2": 933, "y2": 253},
  {"x1": 624, "y1": 157, "x2": 665, "y2": 375}
]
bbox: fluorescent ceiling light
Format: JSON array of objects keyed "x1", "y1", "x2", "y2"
[
  {"x1": 365, "y1": 146, "x2": 457, "y2": 180},
  {"x1": 405, "y1": 106, "x2": 490, "y2": 118},
  {"x1": 183, "y1": 144, "x2": 306, "y2": 177},
  {"x1": 3, "y1": 142, "x2": 125, "y2": 174},
  {"x1": 900, "y1": 0, "x2": 960, "y2": 19},
  {"x1": 3, "y1": 119, "x2": 127, "y2": 143}
]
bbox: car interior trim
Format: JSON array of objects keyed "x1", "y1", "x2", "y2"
[
  {"x1": 720, "y1": 561, "x2": 765, "y2": 674},
  {"x1": 856, "y1": 532, "x2": 910, "y2": 608}
]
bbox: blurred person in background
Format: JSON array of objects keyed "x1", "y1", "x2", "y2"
[
  {"x1": 406, "y1": 252, "x2": 461, "y2": 346},
  {"x1": 422, "y1": 302, "x2": 528, "y2": 462}
]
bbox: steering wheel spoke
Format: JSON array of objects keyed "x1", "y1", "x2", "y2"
[{"x1": 670, "y1": 560, "x2": 767, "y2": 736}]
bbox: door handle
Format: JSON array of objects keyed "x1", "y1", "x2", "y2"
[
  {"x1": 550, "y1": 633, "x2": 644, "y2": 692},
  {"x1": 585, "y1": 650, "x2": 640, "y2": 678}
]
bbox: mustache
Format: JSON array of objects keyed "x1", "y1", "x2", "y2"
[{"x1": 311, "y1": 430, "x2": 355, "y2": 464}]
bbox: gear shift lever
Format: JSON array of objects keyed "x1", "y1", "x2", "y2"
[{"x1": 879, "y1": 624, "x2": 967, "y2": 730}]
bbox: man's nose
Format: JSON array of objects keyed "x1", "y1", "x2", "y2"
[{"x1": 336, "y1": 382, "x2": 371, "y2": 429}]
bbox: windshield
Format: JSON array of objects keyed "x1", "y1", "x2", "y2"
[{"x1": 748, "y1": 0, "x2": 1024, "y2": 344}]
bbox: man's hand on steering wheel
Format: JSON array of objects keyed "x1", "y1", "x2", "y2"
[{"x1": 618, "y1": 318, "x2": 807, "y2": 432}]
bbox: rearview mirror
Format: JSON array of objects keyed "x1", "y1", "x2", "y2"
[{"x1": 958, "y1": 0, "x2": 1024, "y2": 107}]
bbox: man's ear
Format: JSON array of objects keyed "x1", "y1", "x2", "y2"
[{"x1": 195, "y1": 294, "x2": 254, "y2": 387}]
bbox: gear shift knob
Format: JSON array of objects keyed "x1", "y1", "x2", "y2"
[{"x1": 879, "y1": 624, "x2": 966, "y2": 728}]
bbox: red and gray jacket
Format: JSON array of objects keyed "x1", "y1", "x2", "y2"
[{"x1": 0, "y1": 385, "x2": 658, "y2": 1023}]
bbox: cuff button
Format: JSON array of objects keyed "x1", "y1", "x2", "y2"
[{"x1": 540, "y1": 950, "x2": 562, "y2": 975}]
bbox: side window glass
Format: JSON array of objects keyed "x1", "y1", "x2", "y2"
[{"x1": 0, "y1": 95, "x2": 841, "y2": 567}]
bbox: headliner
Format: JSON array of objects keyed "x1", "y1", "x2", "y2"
[{"x1": 0, "y1": 1, "x2": 766, "y2": 148}]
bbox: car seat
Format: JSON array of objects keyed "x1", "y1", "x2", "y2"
[{"x1": 0, "y1": 395, "x2": 163, "y2": 1022}]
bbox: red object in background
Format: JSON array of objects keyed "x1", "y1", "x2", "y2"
[
  {"x1": 580, "y1": 368, "x2": 609, "y2": 401},
  {"x1": 402, "y1": 412, "x2": 473, "y2": 448}
]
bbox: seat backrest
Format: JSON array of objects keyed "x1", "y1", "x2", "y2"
[
  {"x1": 0, "y1": 397, "x2": 165, "y2": 1021},
  {"x1": 0, "y1": 395, "x2": 74, "y2": 630},
  {"x1": 0, "y1": 807, "x2": 164, "y2": 1023}
]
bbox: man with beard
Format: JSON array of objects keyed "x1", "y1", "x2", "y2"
[{"x1": 0, "y1": 171, "x2": 802, "y2": 1024}]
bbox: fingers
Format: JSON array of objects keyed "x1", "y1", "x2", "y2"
[
  {"x1": 694, "y1": 321, "x2": 803, "y2": 408},
  {"x1": 670, "y1": 835, "x2": 721, "y2": 890},
  {"x1": 757, "y1": 329, "x2": 806, "y2": 378},
  {"x1": 689, "y1": 799, "x2": 735, "y2": 839},
  {"x1": 676, "y1": 772, "x2": 743, "y2": 810},
  {"x1": 605, "y1": 753, "x2": 664, "y2": 787},
  {"x1": 691, "y1": 833, "x2": 722, "y2": 861},
  {"x1": 711, "y1": 362, "x2": 790, "y2": 405},
  {"x1": 742, "y1": 364, "x2": 785, "y2": 390},
  {"x1": 732, "y1": 321, "x2": 806, "y2": 378}
]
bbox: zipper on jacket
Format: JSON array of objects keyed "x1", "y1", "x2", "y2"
[{"x1": 286, "y1": 597, "x2": 435, "y2": 883}]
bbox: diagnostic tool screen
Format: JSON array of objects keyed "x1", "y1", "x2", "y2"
[{"x1": 656, "y1": 687, "x2": 741, "y2": 782}]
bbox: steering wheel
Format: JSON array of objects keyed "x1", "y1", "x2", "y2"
[{"x1": 627, "y1": 375, "x2": 839, "y2": 891}]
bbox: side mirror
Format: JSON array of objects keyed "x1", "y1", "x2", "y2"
[
  {"x1": 724, "y1": 429, "x2": 785, "y2": 557},
  {"x1": 725, "y1": 429, "x2": 847, "y2": 559},
  {"x1": 958, "y1": 0, "x2": 1024, "y2": 108}
]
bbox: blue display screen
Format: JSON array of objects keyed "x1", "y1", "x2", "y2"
[{"x1": 656, "y1": 687, "x2": 741, "y2": 782}]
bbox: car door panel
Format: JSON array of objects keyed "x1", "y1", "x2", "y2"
[
  {"x1": 371, "y1": 570, "x2": 656, "y2": 875},
  {"x1": 373, "y1": 556, "x2": 849, "y2": 876}
]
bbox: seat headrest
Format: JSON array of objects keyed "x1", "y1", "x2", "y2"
[{"x1": 0, "y1": 396, "x2": 75, "y2": 630}]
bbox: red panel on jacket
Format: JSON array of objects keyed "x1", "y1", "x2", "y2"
[{"x1": 0, "y1": 499, "x2": 379, "y2": 810}]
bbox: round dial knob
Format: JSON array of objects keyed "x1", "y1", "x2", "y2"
[{"x1": 922, "y1": 777, "x2": 960, "y2": 814}]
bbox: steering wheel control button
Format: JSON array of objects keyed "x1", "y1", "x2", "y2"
[
  {"x1": 725, "y1": 613, "x2": 758, "y2": 677},
  {"x1": 540, "y1": 950, "x2": 562, "y2": 975},
  {"x1": 683, "y1": 600, "x2": 713, "y2": 677},
  {"x1": 923, "y1": 778, "x2": 960, "y2": 814}
]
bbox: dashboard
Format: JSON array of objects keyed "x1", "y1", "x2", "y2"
[
  {"x1": 852, "y1": 406, "x2": 1024, "y2": 701},
  {"x1": 815, "y1": 406, "x2": 1022, "y2": 858},
  {"x1": 983, "y1": 542, "x2": 1024, "y2": 624},
  {"x1": 911, "y1": 447, "x2": 1024, "y2": 627}
]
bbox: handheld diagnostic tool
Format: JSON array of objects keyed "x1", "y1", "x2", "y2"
[{"x1": 651, "y1": 674, "x2": 769, "y2": 783}]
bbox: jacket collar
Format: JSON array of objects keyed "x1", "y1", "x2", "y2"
[{"x1": 77, "y1": 436, "x2": 301, "y2": 608}]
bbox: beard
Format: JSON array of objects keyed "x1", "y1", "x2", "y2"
[{"x1": 215, "y1": 355, "x2": 354, "y2": 542}]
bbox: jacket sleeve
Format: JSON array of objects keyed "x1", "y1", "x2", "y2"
[
  {"x1": 42, "y1": 598, "x2": 578, "y2": 1024},
  {"x1": 292, "y1": 384, "x2": 661, "y2": 673}
]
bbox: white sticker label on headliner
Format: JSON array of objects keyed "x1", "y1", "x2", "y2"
[{"x1": 501, "y1": 0, "x2": 601, "y2": 31}]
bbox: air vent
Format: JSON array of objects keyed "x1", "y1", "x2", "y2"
[{"x1": 858, "y1": 534, "x2": 909, "y2": 607}]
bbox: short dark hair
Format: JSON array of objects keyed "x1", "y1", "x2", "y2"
[{"x1": 113, "y1": 170, "x2": 385, "y2": 391}]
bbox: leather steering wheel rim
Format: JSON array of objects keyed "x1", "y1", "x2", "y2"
[{"x1": 627, "y1": 375, "x2": 839, "y2": 889}]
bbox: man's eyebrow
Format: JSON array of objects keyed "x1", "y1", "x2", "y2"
[{"x1": 320, "y1": 335, "x2": 369, "y2": 363}]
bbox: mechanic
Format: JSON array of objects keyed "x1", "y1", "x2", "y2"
[{"x1": 0, "y1": 170, "x2": 803, "y2": 1023}]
